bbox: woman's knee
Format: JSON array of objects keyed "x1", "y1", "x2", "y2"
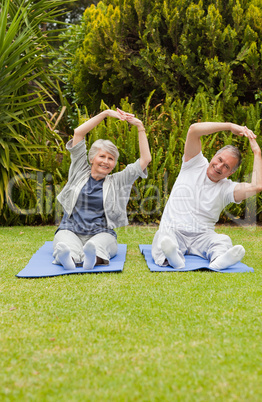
[{"x1": 86, "y1": 233, "x2": 118, "y2": 261}]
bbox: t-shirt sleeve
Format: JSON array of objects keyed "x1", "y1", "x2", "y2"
[
  {"x1": 112, "y1": 159, "x2": 148, "y2": 187},
  {"x1": 181, "y1": 152, "x2": 208, "y2": 171},
  {"x1": 223, "y1": 180, "x2": 241, "y2": 205},
  {"x1": 66, "y1": 139, "x2": 90, "y2": 180}
]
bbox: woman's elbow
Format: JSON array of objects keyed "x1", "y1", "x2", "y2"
[
  {"x1": 140, "y1": 155, "x2": 151, "y2": 170},
  {"x1": 146, "y1": 154, "x2": 152, "y2": 166}
]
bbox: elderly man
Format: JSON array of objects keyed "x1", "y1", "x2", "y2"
[{"x1": 152, "y1": 122, "x2": 262, "y2": 269}]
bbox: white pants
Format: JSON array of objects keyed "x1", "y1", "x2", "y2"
[
  {"x1": 53, "y1": 230, "x2": 118, "y2": 266},
  {"x1": 152, "y1": 228, "x2": 233, "y2": 266}
]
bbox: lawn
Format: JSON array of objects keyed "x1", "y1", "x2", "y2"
[{"x1": 0, "y1": 225, "x2": 261, "y2": 401}]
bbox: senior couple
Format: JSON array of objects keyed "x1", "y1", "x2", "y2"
[{"x1": 53, "y1": 108, "x2": 262, "y2": 271}]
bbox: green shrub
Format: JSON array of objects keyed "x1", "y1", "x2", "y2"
[{"x1": 63, "y1": 0, "x2": 262, "y2": 112}]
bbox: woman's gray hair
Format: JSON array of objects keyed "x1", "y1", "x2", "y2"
[
  {"x1": 215, "y1": 145, "x2": 242, "y2": 173},
  {"x1": 88, "y1": 139, "x2": 119, "y2": 167}
]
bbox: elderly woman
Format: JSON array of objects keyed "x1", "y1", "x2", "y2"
[{"x1": 52, "y1": 108, "x2": 151, "y2": 270}]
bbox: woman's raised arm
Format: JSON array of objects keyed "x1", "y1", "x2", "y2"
[
  {"x1": 117, "y1": 108, "x2": 151, "y2": 170},
  {"x1": 73, "y1": 109, "x2": 124, "y2": 146}
]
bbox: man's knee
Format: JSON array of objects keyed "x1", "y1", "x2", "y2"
[
  {"x1": 212, "y1": 233, "x2": 232, "y2": 247},
  {"x1": 207, "y1": 233, "x2": 233, "y2": 260}
]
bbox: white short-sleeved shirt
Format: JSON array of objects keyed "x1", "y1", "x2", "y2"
[{"x1": 160, "y1": 152, "x2": 237, "y2": 233}]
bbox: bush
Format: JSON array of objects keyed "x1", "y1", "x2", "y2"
[{"x1": 65, "y1": 0, "x2": 262, "y2": 112}]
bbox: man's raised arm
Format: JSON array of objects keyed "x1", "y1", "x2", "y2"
[
  {"x1": 184, "y1": 122, "x2": 247, "y2": 162},
  {"x1": 234, "y1": 137, "x2": 262, "y2": 202}
]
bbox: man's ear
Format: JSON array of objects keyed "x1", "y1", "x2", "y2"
[{"x1": 227, "y1": 169, "x2": 236, "y2": 178}]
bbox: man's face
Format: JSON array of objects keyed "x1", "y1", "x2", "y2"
[{"x1": 207, "y1": 150, "x2": 238, "y2": 182}]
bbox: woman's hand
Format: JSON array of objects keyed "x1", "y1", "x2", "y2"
[
  {"x1": 116, "y1": 108, "x2": 144, "y2": 130},
  {"x1": 105, "y1": 109, "x2": 125, "y2": 120}
]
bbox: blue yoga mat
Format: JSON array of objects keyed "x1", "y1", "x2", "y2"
[
  {"x1": 139, "y1": 244, "x2": 254, "y2": 273},
  {"x1": 17, "y1": 241, "x2": 127, "y2": 278}
]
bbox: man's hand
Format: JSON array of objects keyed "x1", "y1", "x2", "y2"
[{"x1": 230, "y1": 124, "x2": 256, "y2": 139}]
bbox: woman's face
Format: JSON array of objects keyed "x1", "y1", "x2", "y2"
[{"x1": 90, "y1": 149, "x2": 115, "y2": 180}]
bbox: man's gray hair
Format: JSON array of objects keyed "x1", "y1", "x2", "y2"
[
  {"x1": 215, "y1": 145, "x2": 242, "y2": 173},
  {"x1": 88, "y1": 139, "x2": 119, "y2": 167}
]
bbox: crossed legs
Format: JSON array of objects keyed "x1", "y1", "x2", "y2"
[{"x1": 152, "y1": 229, "x2": 245, "y2": 270}]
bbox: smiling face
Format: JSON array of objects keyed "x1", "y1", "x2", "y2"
[
  {"x1": 90, "y1": 149, "x2": 115, "y2": 180},
  {"x1": 207, "y1": 150, "x2": 239, "y2": 182}
]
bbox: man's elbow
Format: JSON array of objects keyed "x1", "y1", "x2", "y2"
[{"x1": 187, "y1": 123, "x2": 198, "y2": 135}]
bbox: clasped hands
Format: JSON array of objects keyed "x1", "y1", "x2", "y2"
[{"x1": 106, "y1": 108, "x2": 144, "y2": 130}]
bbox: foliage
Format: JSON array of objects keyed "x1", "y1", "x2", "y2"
[
  {"x1": 61, "y1": 0, "x2": 262, "y2": 112},
  {"x1": 3, "y1": 91, "x2": 262, "y2": 225},
  {"x1": 1, "y1": 225, "x2": 262, "y2": 400},
  {"x1": 48, "y1": 23, "x2": 86, "y2": 131},
  {"x1": 38, "y1": 0, "x2": 96, "y2": 28},
  {"x1": 1, "y1": 0, "x2": 262, "y2": 226},
  {"x1": 2, "y1": 136, "x2": 70, "y2": 226},
  {"x1": 0, "y1": 0, "x2": 73, "y2": 215}
]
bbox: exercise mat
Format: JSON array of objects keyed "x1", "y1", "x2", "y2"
[
  {"x1": 139, "y1": 245, "x2": 254, "y2": 273},
  {"x1": 17, "y1": 242, "x2": 127, "y2": 278}
]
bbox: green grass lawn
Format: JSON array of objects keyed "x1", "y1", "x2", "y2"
[{"x1": 0, "y1": 225, "x2": 262, "y2": 401}]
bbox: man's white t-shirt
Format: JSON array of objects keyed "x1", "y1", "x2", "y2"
[{"x1": 160, "y1": 152, "x2": 237, "y2": 233}]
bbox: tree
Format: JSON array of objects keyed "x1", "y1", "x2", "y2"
[{"x1": 64, "y1": 0, "x2": 262, "y2": 112}]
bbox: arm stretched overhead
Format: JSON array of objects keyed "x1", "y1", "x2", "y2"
[
  {"x1": 184, "y1": 122, "x2": 252, "y2": 162},
  {"x1": 72, "y1": 108, "x2": 151, "y2": 171},
  {"x1": 73, "y1": 109, "x2": 127, "y2": 146}
]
